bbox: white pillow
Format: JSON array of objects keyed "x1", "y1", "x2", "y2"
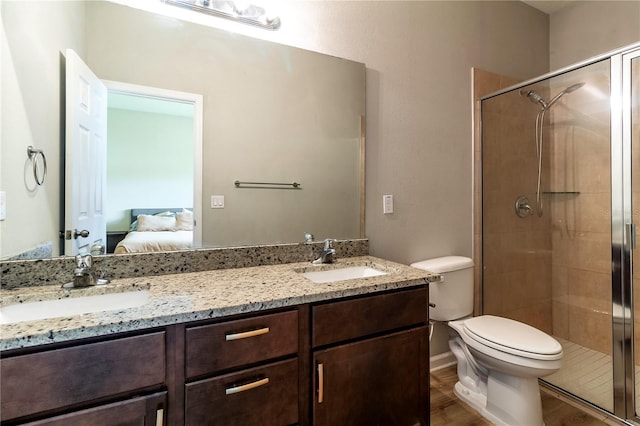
[
  {"x1": 176, "y1": 209, "x2": 194, "y2": 231},
  {"x1": 136, "y1": 214, "x2": 176, "y2": 232}
]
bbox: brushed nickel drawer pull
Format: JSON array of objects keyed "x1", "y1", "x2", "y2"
[
  {"x1": 156, "y1": 408, "x2": 164, "y2": 426},
  {"x1": 317, "y1": 363, "x2": 324, "y2": 403},
  {"x1": 225, "y1": 327, "x2": 270, "y2": 341},
  {"x1": 225, "y1": 377, "x2": 270, "y2": 395}
]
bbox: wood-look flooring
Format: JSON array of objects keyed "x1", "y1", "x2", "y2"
[{"x1": 430, "y1": 365, "x2": 615, "y2": 425}]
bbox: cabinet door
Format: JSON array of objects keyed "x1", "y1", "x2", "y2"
[
  {"x1": 22, "y1": 391, "x2": 166, "y2": 426},
  {"x1": 313, "y1": 327, "x2": 428, "y2": 426}
]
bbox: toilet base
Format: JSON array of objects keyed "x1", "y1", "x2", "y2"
[{"x1": 453, "y1": 373, "x2": 545, "y2": 426}]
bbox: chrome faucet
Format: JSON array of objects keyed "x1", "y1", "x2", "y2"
[
  {"x1": 66, "y1": 254, "x2": 109, "y2": 288},
  {"x1": 313, "y1": 239, "x2": 336, "y2": 264}
]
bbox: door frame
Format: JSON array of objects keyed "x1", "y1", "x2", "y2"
[
  {"x1": 617, "y1": 46, "x2": 640, "y2": 422},
  {"x1": 103, "y1": 80, "x2": 204, "y2": 247}
]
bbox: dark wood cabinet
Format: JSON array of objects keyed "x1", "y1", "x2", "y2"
[
  {"x1": 183, "y1": 309, "x2": 300, "y2": 426},
  {"x1": 0, "y1": 332, "x2": 166, "y2": 424},
  {"x1": 21, "y1": 392, "x2": 167, "y2": 426},
  {"x1": 311, "y1": 287, "x2": 429, "y2": 426},
  {"x1": 0, "y1": 285, "x2": 428, "y2": 426},
  {"x1": 185, "y1": 358, "x2": 299, "y2": 426},
  {"x1": 185, "y1": 310, "x2": 298, "y2": 379},
  {"x1": 312, "y1": 287, "x2": 428, "y2": 347},
  {"x1": 313, "y1": 327, "x2": 429, "y2": 426}
]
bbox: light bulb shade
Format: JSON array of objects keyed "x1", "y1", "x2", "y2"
[{"x1": 164, "y1": 0, "x2": 281, "y2": 30}]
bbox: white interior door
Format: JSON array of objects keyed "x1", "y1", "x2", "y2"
[{"x1": 64, "y1": 49, "x2": 107, "y2": 256}]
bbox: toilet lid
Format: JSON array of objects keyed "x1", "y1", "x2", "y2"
[{"x1": 463, "y1": 315, "x2": 562, "y2": 357}]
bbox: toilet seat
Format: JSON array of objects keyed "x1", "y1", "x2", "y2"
[{"x1": 463, "y1": 315, "x2": 562, "y2": 361}]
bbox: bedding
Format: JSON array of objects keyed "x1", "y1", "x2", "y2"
[
  {"x1": 114, "y1": 208, "x2": 194, "y2": 254},
  {"x1": 136, "y1": 214, "x2": 177, "y2": 232},
  {"x1": 114, "y1": 230, "x2": 193, "y2": 254}
]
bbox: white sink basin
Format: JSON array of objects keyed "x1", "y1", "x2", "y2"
[
  {"x1": 300, "y1": 266, "x2": 388, "y2": 283},
  {"x1": 0, "y1": 290, "x2": 150, "y2": 325}
]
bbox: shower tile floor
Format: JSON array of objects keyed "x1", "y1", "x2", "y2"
[{"x1": 545, "y1": 337, "x2": 622, "y2": 413}]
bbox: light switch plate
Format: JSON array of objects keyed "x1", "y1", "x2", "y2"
[
  {"x1": 383, "y1": 194, "x2": 393, "y2": 214},
  {"x1": 211, "y1": 195, "x2": 225, "y2": 209}
]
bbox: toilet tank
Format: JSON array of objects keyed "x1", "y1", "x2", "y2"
[{"x1": 410, "y1": 256, "x2": 474, "y2": 321}]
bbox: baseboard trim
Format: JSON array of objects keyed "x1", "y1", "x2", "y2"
[{"x1": 430, "y1": 351, "x2": 456, "y2": 372}]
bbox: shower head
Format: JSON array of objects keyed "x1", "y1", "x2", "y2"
[
  {"x1": 563, "y1": 82, "x2": 585, "y2": 94},
  {"x1": 546, "y1": 82, "x2": 585, "y2": 109},
  {"x1": 520, "y1": 89, "x2": 548, "y2": 109},
  {"x1": 520, "y1": 82, "x2": 584, "y2": 111}
]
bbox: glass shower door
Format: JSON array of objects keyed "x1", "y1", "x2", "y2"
[
  {"x1": 482, "y1": 57, "x2": 615, "y2": 412},
  {"x1": 533, "y1": 60, "x2": 614, "y2": 413}
]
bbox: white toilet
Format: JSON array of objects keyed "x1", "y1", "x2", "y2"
[{"x1": 411, "y1": 256, "x2": 563, "y2": 426}]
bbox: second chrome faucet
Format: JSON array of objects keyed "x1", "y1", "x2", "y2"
[{"x1": 313, "y1": 239, "x2": 336, "y2": 264}]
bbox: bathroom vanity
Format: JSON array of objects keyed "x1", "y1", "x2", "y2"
[{"x1": 0, "y1": 256, "x2": 436, "y2": 426}]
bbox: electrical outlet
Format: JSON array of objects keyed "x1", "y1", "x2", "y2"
[{"x1": 211, "y1": 195, "x2": 225, "y2": 209}]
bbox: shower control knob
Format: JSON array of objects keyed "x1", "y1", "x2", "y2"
[{"x1": 514, "y1": 196, "x2": 533, "y2": 218}]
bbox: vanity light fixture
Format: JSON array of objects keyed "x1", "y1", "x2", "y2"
[{"x1": 164, "y1": 0, "x2": 281, "y2": 30}]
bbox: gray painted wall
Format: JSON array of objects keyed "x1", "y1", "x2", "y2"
[
  {"x1": 550, "y1": 1, "x2": 640, "y2": 70},
  {"x1": 235, "y1": 1, "x2": 550, "y2": 266}
]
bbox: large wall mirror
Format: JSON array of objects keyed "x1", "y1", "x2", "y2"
[{"x1": 0, "y1": 0, "x2": 365, "y2": 260}]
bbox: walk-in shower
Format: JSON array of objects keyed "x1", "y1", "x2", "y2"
[{"x1": 480, "y1": 43, "x2": 640, "y2": 423}]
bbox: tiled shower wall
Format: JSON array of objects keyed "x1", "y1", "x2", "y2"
[
  {"x1": 473, "y1": 68, "x2": 521, "y2": 316},
  {"x1": 475, "y1": 68, "x2": 554, "y2": 334}
]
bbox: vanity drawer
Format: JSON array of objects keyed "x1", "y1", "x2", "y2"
[
  {"x1": 20, "y1": 391, "x2": 167, "y2": 426},
  {"x1": 0, "y1": 331, "x2": 166, "y2": 422},
  {"x1": 185, "y1": 358, "x2": 298, "y2": 426},
  {"x1": 312, "y1": 286, "x2": 428, "y2": 347},
  {"x1": 185, "y1": 310, "x2": 298, "y2": 379}
]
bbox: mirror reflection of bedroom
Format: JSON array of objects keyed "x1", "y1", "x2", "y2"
[{"x1": 105, "y1": 91, "x2": 196, "y2": 254}]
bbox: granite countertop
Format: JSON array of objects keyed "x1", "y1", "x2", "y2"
[{"x1": 0, "y1": 256, "x2": 438, "y2": 351}]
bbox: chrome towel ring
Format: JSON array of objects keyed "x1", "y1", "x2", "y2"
[{"x1": 27, "y1": 146, "x2": 47, "y2": 186}]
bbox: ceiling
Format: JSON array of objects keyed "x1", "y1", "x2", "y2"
[{"x1": 521, "y1": 0, "x2": 576, "y2": 14}]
